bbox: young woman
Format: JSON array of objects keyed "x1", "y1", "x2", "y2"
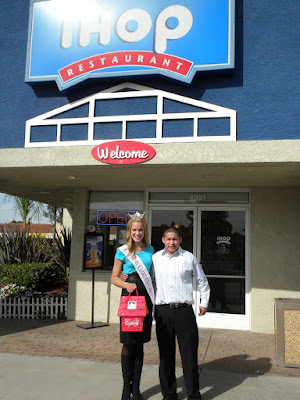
[{"x1": 111, "y1": 214, "x2": 154, "y2": 400}]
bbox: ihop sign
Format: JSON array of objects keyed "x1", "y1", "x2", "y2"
[{"x1": 25, "y1": 0, "x2": 235, "y2": 90}]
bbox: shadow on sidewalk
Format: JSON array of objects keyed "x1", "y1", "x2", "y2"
[
  {"x1": 199, "y1": 355, "x2": 272, "y2": 400},
  {"x1": 0, "y1": 319, "x2": 67, "y2": 337},
  {"x1": 200, "y1": 355, "x2": 272, "y2": 400},
  {"x1": 142, "y1": 376, "x2": 188, "y2": 400},
  {"x1": 201, "y1": 354, "x2": 273, "y2": 375},
  {"x1": 141, "y1": 354, "x2": 272, "y2": 400}
]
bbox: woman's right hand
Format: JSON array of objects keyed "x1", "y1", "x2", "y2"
[
  {"x1": 126, "y1": 283, "x2": 137, "y2": 293},
  {"x1": 111, "y1": 259, "x2": 136, "y2": 293}
]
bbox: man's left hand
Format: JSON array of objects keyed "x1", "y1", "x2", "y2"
[{"x1": 199, "y1": 306, "x2": 207, "y2": 316}]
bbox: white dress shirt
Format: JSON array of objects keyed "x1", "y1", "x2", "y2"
[{"x1": 152, "y1": 247, "x2": 210, "y2": 308}]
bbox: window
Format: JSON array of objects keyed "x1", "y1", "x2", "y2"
[{"x1": 88, "y1": 191, "x2": 144, "y2": 270}]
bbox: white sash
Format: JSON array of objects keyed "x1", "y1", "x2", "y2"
[{"x1": 119, "y1": 244, "x2": 155, "y2": 304}]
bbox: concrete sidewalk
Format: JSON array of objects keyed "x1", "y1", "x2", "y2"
[
  {"x1": 0, "y1": 353, "x2": 299, "y2": 400},
  {"x1": 0, "y1": 319, "x2": 299, "y2": 399}
]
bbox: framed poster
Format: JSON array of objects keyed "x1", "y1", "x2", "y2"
[{"x1": 84, "y1": 233, "x2": 104, "y2": 269}]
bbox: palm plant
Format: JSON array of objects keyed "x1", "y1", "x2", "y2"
[
  {"x1": 43, "y1": 205, "x2": 63, "y2": 232},
  {"x1": 4, "y1": 195, "x2": 44, "y2": 231}
]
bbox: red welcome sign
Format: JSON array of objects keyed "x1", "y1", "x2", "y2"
[{"x1": 91, "y1": 140, "x2": 156, "y2": 165}]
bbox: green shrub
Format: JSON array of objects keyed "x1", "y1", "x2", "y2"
[
  {"x1": 0, "y1": 263, "x2": 66, "y2": 292},
  {"x1": 33, "y1": 263, "x2": 67, "y2": 292},
  {"x1": 0, "y1": 227, "x2": 71, "y2": 279},
  {"x1": 0, "y1": 227, "x2": 71, "y2": 294}
]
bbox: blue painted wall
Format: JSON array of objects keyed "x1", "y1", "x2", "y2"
[{"x1": 0, "y1": 0, "x2": 299, "y2": 148}]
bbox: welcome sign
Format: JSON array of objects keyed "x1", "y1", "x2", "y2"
[
  {"x1": 91, "y1": 141, "x2": 156, "y2": 165},
  {"x1": 25, "y1": 0, "x2": 235, "y2": 90}
]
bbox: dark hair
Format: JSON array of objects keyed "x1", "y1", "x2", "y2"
[{"x1": 162, "y1": 227, "x2": 181, "y2": 237}]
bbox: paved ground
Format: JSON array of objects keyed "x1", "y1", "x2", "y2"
[
  {"x1": 0, "y1": 319, "x2": 299, "y2": 376},
  {"x1": 0, "y1": 319, "x2": 299, "y2": 399},
  {"x1": 1, "y1": 353, "x2": 300, "y2": 400}
]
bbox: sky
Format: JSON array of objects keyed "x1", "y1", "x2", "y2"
[{"x1": 0, "y1": 193, "x2": 51, "y2": 224}]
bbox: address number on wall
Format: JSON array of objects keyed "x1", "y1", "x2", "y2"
[{"x1": 189, "y1": 194, "x2": 207, "y2": 202}]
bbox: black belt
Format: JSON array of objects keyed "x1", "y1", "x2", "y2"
[{"x1": 158, "y1": 303, "x2": 191, "y2": 309}]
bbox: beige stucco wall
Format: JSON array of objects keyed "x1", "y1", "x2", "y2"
[
  {"x1": 67, "y1": 187, "x2": 124, "y2": 323},
  {"x1": 62, "y1": 208, "x2": 73, "y2": 231},
  {"x1": 68, "y1": 271, "x2": 119, "y2": 323},
  {"x1": 250, "y1": 187, "x2": 300, "y2": 333}
]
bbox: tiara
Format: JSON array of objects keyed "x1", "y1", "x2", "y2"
[{"x1": 129, "y1": 211, "x2": 145, "y2": 220}]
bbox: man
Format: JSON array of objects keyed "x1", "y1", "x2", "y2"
[{"x1": 152, "y1": 227, "x2": 210, "y2": 400}]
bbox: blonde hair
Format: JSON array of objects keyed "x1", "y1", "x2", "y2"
[{"x1": 125, "y1": 217, "x2": 149, "y2": 256}]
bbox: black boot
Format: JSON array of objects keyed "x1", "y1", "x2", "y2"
[
  {"x1": 132, "y1": 352, "x2": 144, "y2": 400},
  {"x1": 121, "y1": 354, "x2": 134, "y2": 400}
]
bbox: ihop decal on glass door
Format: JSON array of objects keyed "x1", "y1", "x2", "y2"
[{"x1": 25, "y1": 0, "x2": 235, "y2": 90}]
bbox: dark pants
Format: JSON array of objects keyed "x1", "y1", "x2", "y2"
[{"x1": 155, "y1": 305, "x2": 201, "y2": 400}]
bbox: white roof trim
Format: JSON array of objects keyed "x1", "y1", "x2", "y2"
[{"x1": 25, "y1": 83, "x2": 236, "y2": 147}]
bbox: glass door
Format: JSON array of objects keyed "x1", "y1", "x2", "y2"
[
  {"x1": 149, "y1": 205, "x2": 249, "y2": 330},
  {"x1": 196, "y1": 207, "x2": 249, "y2": 330}
]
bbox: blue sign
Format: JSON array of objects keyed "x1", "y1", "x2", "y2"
[{"x1": 25, "y1": 0, "x2": 235, "y2": 90}]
